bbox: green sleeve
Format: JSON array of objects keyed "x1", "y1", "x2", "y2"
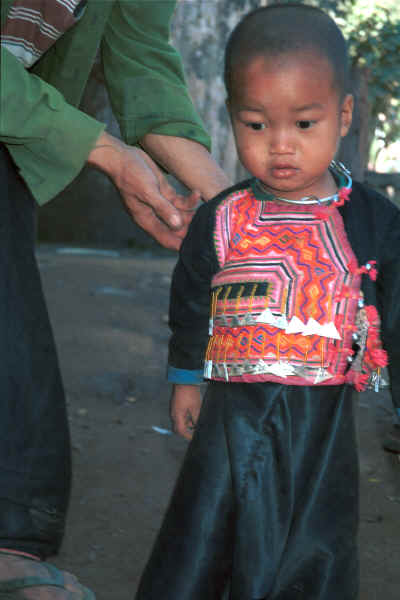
[
  {"x1": 0, "y1": 47, "x2": 105, "y2": 205},
  {"x1": 101, "y1": 0, "x2": 211, "y2": 150}
]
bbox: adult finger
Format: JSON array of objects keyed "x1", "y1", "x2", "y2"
[
  {"x1": 116, "y1": 149, "x2": 184, "y2": 231},
  {"x1": 171, "y1": 189, "x2": 202, "y2": 213},
  {"x1": 124, "y1": 195, "x2": 187, "y2": 250},
  {"x1": 138, "y1": 154, "x2": 202, "y2": 216}
]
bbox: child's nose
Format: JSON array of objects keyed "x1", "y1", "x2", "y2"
[{"x1": 269, "y1": 127, "x2": 294, "y2": 154}]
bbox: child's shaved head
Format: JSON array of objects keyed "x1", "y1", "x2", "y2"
[{"x1": 225, "y1": 3, "x2": 349, "y2": 99}]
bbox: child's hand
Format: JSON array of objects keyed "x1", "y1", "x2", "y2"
[{"x1": 170, "y1": 384, "x2": 202, "y2": 441}]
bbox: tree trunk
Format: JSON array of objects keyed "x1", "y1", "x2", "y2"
[{"x1": 171, "y1": 0, "x2": 268, "y2": 183}]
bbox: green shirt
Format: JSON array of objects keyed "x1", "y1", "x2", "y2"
[{"x1": 0, "y1": 0, "x2": 211, "y2": 205}]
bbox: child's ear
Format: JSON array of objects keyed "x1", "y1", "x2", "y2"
[{"x1": 340, "y1": 94, "x2": 354, "y2": 137}]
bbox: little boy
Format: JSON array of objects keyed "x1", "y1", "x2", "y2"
[{"x1": 136, "y1": 4, "x2": 400, "y2": 599}]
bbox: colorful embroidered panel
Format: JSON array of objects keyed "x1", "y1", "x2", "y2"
[{"x1": 206, "y1": 188, "x2": 363, "y2": 385}]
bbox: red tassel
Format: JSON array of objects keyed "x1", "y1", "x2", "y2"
[
  {"x1": 370, "y1": 268, "x2": 378, "y2": 281},
  {"x1": 347, "y1": 259, "x2": 377, "y2": 281},
  {"x1": 339, "y1": 187, "x2": 351, "y2": 203},
  {"x1": 370, "y1": 348, "x2": 388, "y2": 368},
  {"x1": 365, "y1": 305, "x2": 379, "y2": 324},
  {"x1": 353, "y1": 372, "x2": 369, "y2": 392},
  {"x1": 336, "y1": 187, "x2": 352, "y2": 207}
]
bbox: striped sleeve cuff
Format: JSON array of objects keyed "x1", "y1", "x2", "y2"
[{"x1": 167, "y1": 366, "x2": 204, "y2": 384}]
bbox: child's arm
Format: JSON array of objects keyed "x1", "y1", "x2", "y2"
[
  {"x1": 167, "y1": 200, "x2": 220, "y2": 438},
  {"x1": 170, "y1": 384, "x2": 202, "y2": 441}
]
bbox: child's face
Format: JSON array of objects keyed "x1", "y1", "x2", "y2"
[{"x1": 228, "y1": 52, "x2": 353, "y2": 200}]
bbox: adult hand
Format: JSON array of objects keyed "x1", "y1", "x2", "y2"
[
  {"x1": 170, "y1": 384, "x2": 203, "y2": 441},
  {"x1": 141, "y1": 133, "x2": 231, "y2": 201},
  {"x1": 88, "y1": 132, "x2": 200, "y2": 250}
]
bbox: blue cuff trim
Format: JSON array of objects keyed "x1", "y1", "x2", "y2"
[
  {"x1": 396, "y1": 407, "x2": 400, "y2": 419},
  {"x1": 167, "y1": 366, "x2": 203, "y2": 384}
]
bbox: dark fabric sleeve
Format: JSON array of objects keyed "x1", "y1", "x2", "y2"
[
  {"x1": 167, "y1": 202, "x2": 218, "y2": 382},
  {"x1": 377, "y1": 209, "x2": 400, "y2": 414}
]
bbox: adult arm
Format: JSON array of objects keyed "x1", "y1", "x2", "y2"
[
  {"x1": 1, "y1": 1, "x2": 230, "y2": 248},
  {"x1": 0, "y1": 47, "x2": 194, "y2": 248},
  {"x1": 0, "y1": 46, "x2": 223, "y2": 248},
  {"x1": 101, "y1": 0, "x2": 230, "y2": 201},
  {"x1": 0, "y1": 46, "x2": 105, "y2": 205},
  {"x1": 87, "y1": 130, "x2": 201, "y2": 249},
  {"x1": 140, "y1": 134, "x2": 230, "y2": 202}
]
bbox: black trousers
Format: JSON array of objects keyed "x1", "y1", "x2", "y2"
[
  {"x1": 0, "y1": 145, "x2": 71, "y2": 559},
  {"x1": 136, "y1": 382, "x2": 359, "y2": 600}
]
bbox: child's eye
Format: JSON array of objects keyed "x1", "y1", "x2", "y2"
[
  {"x1": 296, "y1": 120, "x2": 316, "y2": 130},
  {"x1": 246, "y1": 122, "x2": 266, "y2": 131}
]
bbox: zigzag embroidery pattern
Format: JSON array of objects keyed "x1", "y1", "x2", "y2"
[{"x1": 209, "y1": 188, "x2": 361, "y2": 380}]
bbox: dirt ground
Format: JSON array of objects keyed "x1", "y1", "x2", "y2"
[{"x1": 36, "y1": 244, "x2": 400, "y2": 600}]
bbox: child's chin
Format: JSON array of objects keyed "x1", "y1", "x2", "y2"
[{"x1": 259, "y1": 180, "x2": 304, "y2": 198}]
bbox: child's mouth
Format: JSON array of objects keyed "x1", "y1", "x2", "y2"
[{"x1": 271, "y1": 166, "x2": 298, "y2": 179}]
